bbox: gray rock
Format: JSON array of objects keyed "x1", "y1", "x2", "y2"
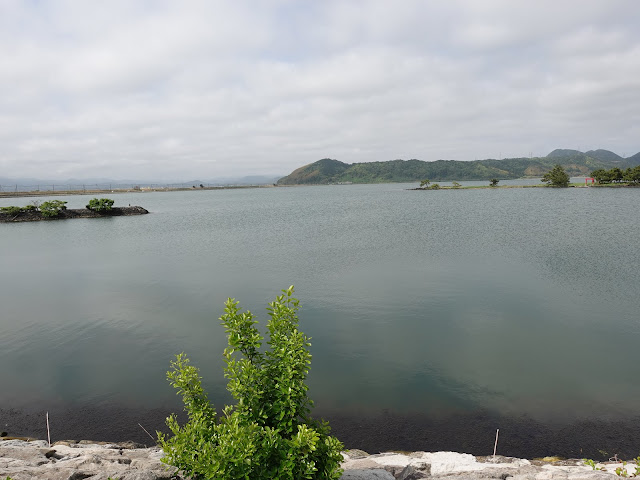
[
  {"x1": 1, "y1": 440, "x2": 179, "y2": 480},
  {"x1": 398, "y1": 462, "x2": 431, "y2": 480},
  {"x1": 347, "y1": 449, "x2": 372, "y2": 459},
  {"x1": 341, "y1": 468, "x2": 396, "y2": 480},
  {"x1": 3, "y1": 440, "x2": 635, "y2": 480},
  {"x1": 343, "y1": 458, "x2": 385, "y2": 470}
]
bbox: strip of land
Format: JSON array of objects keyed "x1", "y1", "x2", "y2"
[
  {"x1": 0, "y1": 206, "x2": 149, "y2": 223},
  {"x1": 0, "y1": 184, "x2": 274, "y2": 199}
]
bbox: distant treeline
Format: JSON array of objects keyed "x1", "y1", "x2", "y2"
[
  {"x1": 277, "y1": 149, "x2": 640, "y2": 185},
  {"x1": 591, "y1": 166, "x2": 640, "y2": 184}
]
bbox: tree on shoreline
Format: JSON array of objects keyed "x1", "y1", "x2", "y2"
[
  {"x1": 542, "y1": 165, "x2": 570, "y2": 187},
  {"x1": 159, "y1": 286, "x2": 344, "y2": 480}
]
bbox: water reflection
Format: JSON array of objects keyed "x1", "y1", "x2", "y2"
[{"x1": 1, "y1": 185, "x2": 639, "y2": 426}]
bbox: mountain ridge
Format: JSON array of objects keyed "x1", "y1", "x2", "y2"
[{"x1": 277, "y1": 149, "x2": 640, "y2": 185}]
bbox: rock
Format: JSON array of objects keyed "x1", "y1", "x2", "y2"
[
  {"x1": 341, "y1": 468, "x2": 395, "y2": 480},
  {"x1": 346, "y1": 449, "x2": 372, "y2": 459},
  {"x1": 1, "y1": 439, "x2": 179, "y2": 480},
  {"x1": 343, "y1": 458, "x2": 386, "y2": 470},
  {"x1": 2, "y1": 439, "x2": 637, "y2": 480},
  {"x1": 397, "y1": 462, "x2": 431, "y2": 480}
]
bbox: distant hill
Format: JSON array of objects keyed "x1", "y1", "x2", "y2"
[
  {"x1": 277, "y1": 148, "x2": 640, "y2": 185},
  {"x1": 585, "y1": 149, "x2": 623, "y2": 163},
  {"x1": 625, "y1": 151, "x2": 640, "y2": 164},
  {"x1": 547, "y1": 149, "x2": 584, "y2": 158}
]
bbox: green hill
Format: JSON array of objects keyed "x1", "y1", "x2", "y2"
[
  {"x1": 277, "y1": 149, "x2": 640, "y2": 185},
  {"x1": 547, "y1": 149, "x2": 584, "y2": 158},
  {"x1": 585, "y1": 149, "x2": 623, "y2": 163}
]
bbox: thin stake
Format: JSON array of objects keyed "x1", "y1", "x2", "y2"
[
  {"x1": 493, "y1": 428, "x2": 499, "y2": 457},
  {"x1": 46, "y1": 412, "x2": 51, "y2": 447},
  {"x1": 138, "y1": 423, "x2": 155, "y2": 443}
]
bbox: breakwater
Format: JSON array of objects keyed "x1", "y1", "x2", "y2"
[{"x1": 0, "y1": 206, "x2": 148, "y2": 222}]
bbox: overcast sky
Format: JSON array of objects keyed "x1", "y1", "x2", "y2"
[{"x1": 1, "y1": 1, "x2": 639, "y2": 181}]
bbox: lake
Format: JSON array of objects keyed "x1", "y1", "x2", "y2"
[{"x1": 1, "y1": 182, "x2": 639, "y2": 457}]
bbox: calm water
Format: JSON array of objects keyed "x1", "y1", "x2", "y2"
[{"x1": 1, "y1": 183, "x2": 640, "y2": 448}]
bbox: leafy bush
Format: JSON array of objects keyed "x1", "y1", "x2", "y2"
[
  {"x1": 86, "y1": 198, "x2": 114, "y2": 211},
  {"x1": 40, "y1": 200, "x2": 67, "y2": 217},
  {"x1": 22, "y1": 204, "x2": 37, "y2": 211},
  {"x1": 0, "y1": 206, "x2": 23, "y2": 215},
  {"x1": 158, "y1": 286, "x2": 344, "y2": 480}
]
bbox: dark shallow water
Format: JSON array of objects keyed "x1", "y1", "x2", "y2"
[
  {"x1": 1, "y1": 183, "x2": 639, "y2": 457},
  {"x1": 3, "y1": 405, "x2": 640, "y2": 460}
]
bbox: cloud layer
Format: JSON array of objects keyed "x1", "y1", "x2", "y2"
[{"x1": 1, "y1": 0, "x2": 639, "y2": 180}]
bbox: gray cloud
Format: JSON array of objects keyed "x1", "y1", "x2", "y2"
[{"x1": 1, "y1": 0, "x2": 639, "y2": 180}]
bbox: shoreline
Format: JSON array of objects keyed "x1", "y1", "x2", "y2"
[
  {"x1": 409, "y1": 183, "x2": 640, "y2": 190},
  {"x1": 1, "y1": 440, "x2": 638, "y2": 480},
  {"x1": 2, "y1": 182, "x2": 637, "y2": 199},
  {"x1": 0, "y1": 184, "x2": 275, "y2": 199}
]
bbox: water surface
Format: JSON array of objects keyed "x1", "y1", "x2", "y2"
[{"x1": 1, "y1": 184, "x2": 639, "y2": 454}]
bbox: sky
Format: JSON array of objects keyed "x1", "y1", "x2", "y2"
[{"x1": 1, "y1": 0, "x2": 639, "y2": 181}]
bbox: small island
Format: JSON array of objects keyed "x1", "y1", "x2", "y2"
[{"x1": 0, "y1": 198, "x2": 148, "y2": 223}]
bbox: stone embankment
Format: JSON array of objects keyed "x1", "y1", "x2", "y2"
[{"x1": 2, "y1": 439, "x2": 637, "y2": 480}]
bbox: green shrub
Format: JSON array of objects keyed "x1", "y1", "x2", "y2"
[
  {"x1": 0, "y1": 206, "x2": 23, "y2": 215},
  {"x1": 158, "y1": 286, "x2": 344, "y2": 480},
  {"x1": 40, "y1": 200, "x2": 67, "y2": 217},
  {"x1": 22, "y1": 204, "x2": 37, "y2": 211},
  {"x1": 86, "y1": 198, "x2": 114, "y2": 211}
]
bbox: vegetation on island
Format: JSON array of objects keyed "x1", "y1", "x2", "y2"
[
  {"x1": 0, "y1": 198, "x2": 149, "y2": 222},
  {"x1": 158, "y1": 286, "x2": 344, "y2": 480},
  {"x1": 415, "y1": 164, "x2": 640, "y2": 190},
  {"x1": 277, "y1": 148, "x2": 640, "y2": 185},
  {"x1": 418, "y1": 179, "x2": 441, "y2": 190},
  {"x1": 591, "y1": 165, "x2": 640, "y2": 184},
  {"x1": 1, "y1": 200, "x2": 68, "y2": 217},
  {"x1": 40, "y1": 200, "x2": 68, "y2": 217},
  {"x1": 541, "y1": 165, "x2": 570, "y2": 187},
  {"x1": 86, "y1": 198, "x2": 115, "y2": 211}
]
